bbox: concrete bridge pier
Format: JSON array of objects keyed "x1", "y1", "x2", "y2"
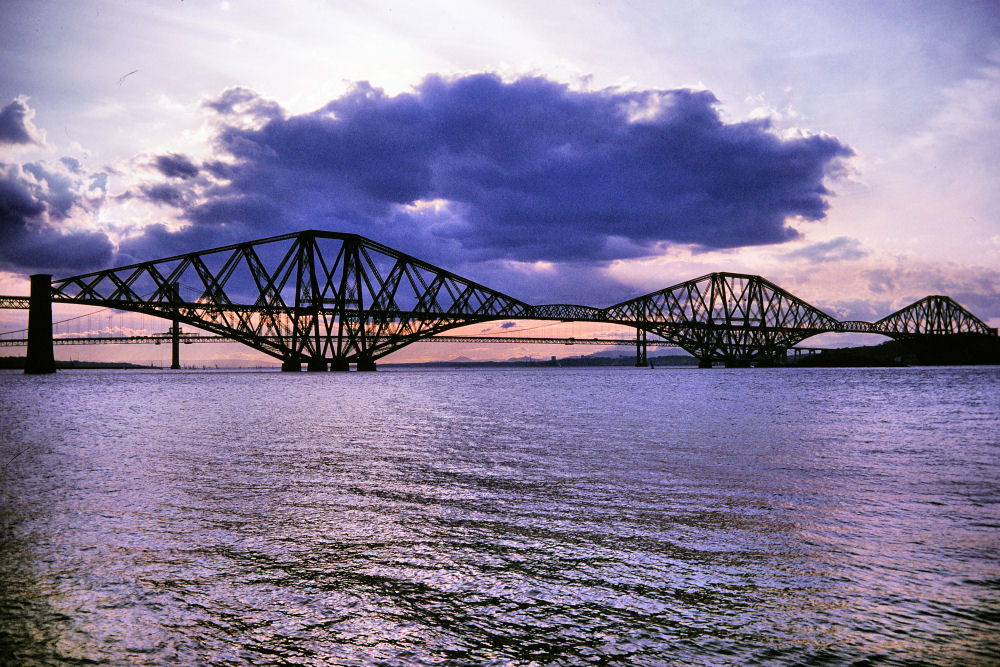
[
  {"x1": 307, "y1": 359, "x2": 327, "y2": 372},
  {"x1": 330, "y1": 358, "x2": 350, "y2": 372},
  {"x1": 697, "y1": 358, "x2": 713, "y2": 369},
  {"x1": 281, "y1": 359, "x2": 301, "y2": 372},
  {"x1": 356, "y1": 358, "x2": 377, "y2": 372},
  {"x1": 25, "y1": 274, "x2": 56, "y2": 375}
]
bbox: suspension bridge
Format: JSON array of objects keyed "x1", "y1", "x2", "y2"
[{"x1": 2, "y1": 230, "x2": 995, "y2": 373}]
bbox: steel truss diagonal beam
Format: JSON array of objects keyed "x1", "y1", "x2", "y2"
[
  {"x1": 602, "y1": 272, "x2": 845, "y2": 365},
  {"x1": 875, "y1": 295, "x2": 996, "y2": 337},
  {"x1": 34, "y1": 230, "x2": 996, "y2": 368},
  {"x1": 48, "y1": 231, "x2": 533, "y2": 367}
]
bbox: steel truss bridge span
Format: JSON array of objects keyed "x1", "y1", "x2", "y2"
[{"x1": 8, "y1": 229, "x2": 997, "y2": 372}]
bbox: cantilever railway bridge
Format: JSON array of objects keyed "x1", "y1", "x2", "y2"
[{"x1": 3, "y1": 230, "x2": 996, "y2": 373}]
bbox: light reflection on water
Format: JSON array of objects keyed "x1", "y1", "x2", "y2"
[{"x1": 1, "y1": 366, "x2": 998, "y2": 665}]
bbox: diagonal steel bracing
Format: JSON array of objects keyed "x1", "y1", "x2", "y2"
[
  {"x1": 50, "y1": 231, "x2": 533, "y2": 369},
  {"x1": 875, "y1": 295, "x2": 995, "y2": 337},
  {"x1": 39, "y1": 230, "x2": 997, "y2": 369},
  {"x1": 603, "y1": 273, "x2": 843, "y2": 366}
]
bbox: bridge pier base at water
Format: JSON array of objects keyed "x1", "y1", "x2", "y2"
[
  {"x1": 281, "y1": 360, "x2": 301, "y2": 372},
  {"x1": 25, "y1": 274, "x2": 55, "y2": 375},
  {"x1": 169, "y1": 283, "x2": 181, "y2": 370},
  {"x1": 698, "y1": 359, "x2": 713, "y2": 369},
  {"x1": 635, "y1": 327, "x2": 647, "y2": 367},
  {"x1": 356, "y1": 358, "x2": 377, "y2": 372},
  {"x1": 170, "y1": 325, "x2": 180, "y2": 369},
  {"x1": 307, "y1": 359, "x2": 327, "y2": 372},
  {"x1": 331, "y1": 358, "x2": 350, "y2": 372}
]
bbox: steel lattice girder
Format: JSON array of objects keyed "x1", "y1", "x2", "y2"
[
  {"x1": 43, "y1": 231, "x2": 997, "y2": 364},
  {"x1": 50, "y1": 231, "x2": 533, "y2": 364},
  {"x1": 0, "y1": 296, "x2": 31, "y2": 309},
  {"x1": 875, "y1": 295, "x2": 995, "y2": 336},
  {"x1": 602, "y1": 272, "x2": 843, "y2": 362}
]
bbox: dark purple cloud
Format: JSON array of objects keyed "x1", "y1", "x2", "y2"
[
  {"x1": 0, "y1": 164, "x2": 114, "y2": 272},
  {"x1": 22, "y1": 162, "x2": 78, "y2": 219},
  {"x1": 0, "y1": 97, "x2": 44, "y2": 146},
  {"x1": 140, "y1": 183, "x2": 188, "y2": 207},
  {"x1": 124, "y1": 74, "x2": 851, "y2": 270},
  {"x1": 154, "y1": 153, "x2": 199, "y2": 180},
  {"x1": 4, "y1": 75, "x2": 854, "y2": 302},
  {"x1": 201, "y1": 86, "x2": 283, "y2": 121}
]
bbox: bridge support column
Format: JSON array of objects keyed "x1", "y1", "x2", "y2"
[
  {"x1": 281, "y1": 360, "x2": 301, "y2": 372},
  {"x1": 697, "y1": 358, "x2": 713, "y2": 369},
  {"x1": 170, "y1": 325, "x2": 180, "y2": 369},
  {"x1": 635, "y1": 327, "x2": 647, "y2": 367},
  {"x1": 169, "y1": 283, "x2": 180, "y2": 370},
  {"x1": 356, "y1": 358, "x2": 377, "y2": 372},
  {"x1": 330, "y1": 358, "x2": 350, "y2": 372},
  {"x1": 307, "y1": 359, "x2": 327, "y2": 372},
  {"x1": 25, "y1": 274, "x2": 55, "y2": 375}
]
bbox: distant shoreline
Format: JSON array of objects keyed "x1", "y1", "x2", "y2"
[
  {"x1": 0, "y1": 357, "x2": 157, "y2": 370},
  {"x1": 2, "y1": 337, "x2": 997, "y2": 370}
]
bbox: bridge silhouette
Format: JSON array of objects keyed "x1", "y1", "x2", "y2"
[{"x1": 7, "y1": 230, "x2": 997, "y2": 373}]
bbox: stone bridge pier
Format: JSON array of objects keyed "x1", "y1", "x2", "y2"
[{"x1": 25, "y1": 274, "x2": 55, "y2": 375}]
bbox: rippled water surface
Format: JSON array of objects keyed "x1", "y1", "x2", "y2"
[{"x1": 1, "y1": 366, "x2": 998, "y2": 665}]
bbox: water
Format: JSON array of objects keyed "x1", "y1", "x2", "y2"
[{"x1": 1, "y1": 366, "x2": 998, "y2": 665}]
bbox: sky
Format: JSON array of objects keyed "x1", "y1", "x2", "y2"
[{"x1": 1, "y1": 0, "x2": 999, "y2": 363}]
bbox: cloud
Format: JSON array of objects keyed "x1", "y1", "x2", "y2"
[
  {"x1": 22, "y1": 162, "x2": 80, "y2": 219},
  {"x1": 783, "y1": 236, "x2": 868, "y2": 263},
  {"x1": 949, "y1": 291, "x2": 1000, "y2": 321},
  {"x1": 864, "y1": 268, "x2": 896, "y2": 294},
  {"x1": 0, "y1": 96, "x2": 45, "y2": 146},
  {"x1": 153, "y1": 153, "x2": 199, "y2": 180},
  {"x1": 859, "y1": 262, "x2": 1000, "y2": 320},
  {"x1": 123, "y1": 74, "x2": 850, "y2": 271},
  {"x1": 60, "y1": 156, "x2": 83, "y2": 173},
  {"x1": 140, "y1": 183, "x2": 188, "y2": 207},
  {"x1": 201, "y1": 86, "x2": 283, "y2": 124},
  {"x1": 821, "y1": 298, "x2": 895, "y2": 323},
  {"x1": 0, "y1": 162, "x2": 114, "y2": 273},
  {"x1": 0, "y1": 74, "x2": 854, "y2": 301}
]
